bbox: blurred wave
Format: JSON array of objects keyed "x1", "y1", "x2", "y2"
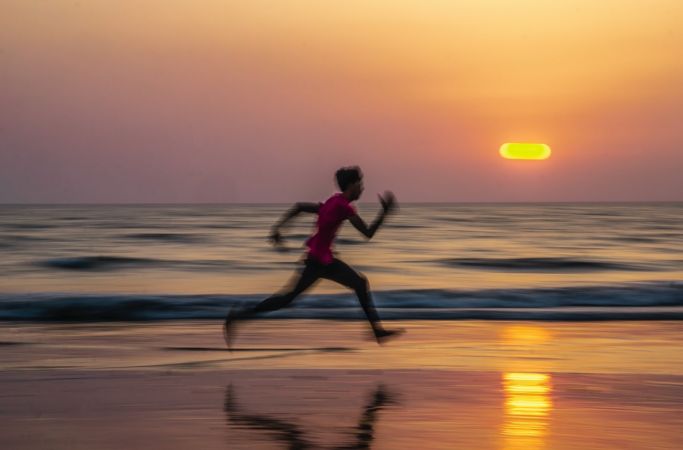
[
  {"x1": 0, "y1": 282, "x2": 681, "y2": 321},
  {"x1": 435, "y1": 257, "x2": 652, "y2": 272},
  {"x1": 35, "y1": 256, "x2": 266, "y2": 272}
]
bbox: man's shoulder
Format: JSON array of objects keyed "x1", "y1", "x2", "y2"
[
  {"x1": 321, "y1": 193, "x2": 355, "y2": 217},
  {"x1": 323, "y1": 192, "x2": 345, "y2": 205}
]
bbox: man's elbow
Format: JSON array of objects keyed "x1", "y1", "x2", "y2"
[
  {"x1": 295, "y1": 202, "x2": 319, "y2": 214},
  {"x1": 293, "y1": 202, "x2": 308, "y2": 214},
  {"x1": 354, "y1": 227, "x2": 372, "y2": 239}
]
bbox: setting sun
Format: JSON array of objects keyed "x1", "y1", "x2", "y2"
[{"x1": 500, "y1": 143, "x2": 552, "y2": 160}]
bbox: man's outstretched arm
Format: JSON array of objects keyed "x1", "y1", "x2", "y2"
[
  {"x1": 348, "y1": 192, "x2": 396, "y2": 240},
  {"x1": 270, "y1": 202, "x2": 320, "y2": 244}
]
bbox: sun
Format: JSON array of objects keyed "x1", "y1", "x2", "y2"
[{"x1": 500, "y1": 143, "x2": 551, "y2": 160}]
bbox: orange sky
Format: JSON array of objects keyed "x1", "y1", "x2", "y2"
[{"x1": 1, "y1": 1, "x2": 681, "y2": 202}]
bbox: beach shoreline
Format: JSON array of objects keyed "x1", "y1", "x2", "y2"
[{"x1": 1, "y1": 320, "x2": 681, "y2": 449}]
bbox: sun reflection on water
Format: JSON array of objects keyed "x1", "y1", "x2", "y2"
[{"x1": 502, "y1": 372, "x2": 553, "y2": 450}]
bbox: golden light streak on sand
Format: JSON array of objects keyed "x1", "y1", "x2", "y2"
[
  {"x1": 500, "y1": 325, "x2": 551, "y2": 345},
  {"x1": 502, "y1": 372, "x2": 553, "y2": 450}
]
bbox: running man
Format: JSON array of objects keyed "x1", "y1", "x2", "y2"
[{"x1": 224, "y1": 166, "x2": 404, "y2": 348}]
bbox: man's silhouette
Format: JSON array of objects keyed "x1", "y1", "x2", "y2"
[{"x1": 224, "y1": 166, "x2": 403, "y2": 347}]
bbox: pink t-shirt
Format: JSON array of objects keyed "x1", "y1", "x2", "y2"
[{"x1": 305, "y1": 193, "x2": 357, "y2": 264}]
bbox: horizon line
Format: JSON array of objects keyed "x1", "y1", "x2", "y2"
[{"x1": 1, "y1": 200, "x2": 681, "y2": 207}]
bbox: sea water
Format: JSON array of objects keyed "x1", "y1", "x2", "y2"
[{"x1": 0, "y1": 203, "x2": 681, "y2": 320}]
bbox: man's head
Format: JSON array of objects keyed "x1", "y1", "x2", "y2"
[{"x1": 335, "y1": 166, "x2": 364, "y2": 201}]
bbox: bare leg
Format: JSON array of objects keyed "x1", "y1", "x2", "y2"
[
  {"x1": 251, "y1": 263, "x2": 321, "y2": 314},
  {"x1": 224, "y1": 258, "x2": 323, "y2": 348},
  {"x1": 322, "y1": 258, "x2": 403, "y2": 343}
]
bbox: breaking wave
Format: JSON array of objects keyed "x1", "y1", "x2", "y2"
[{"x1": 0, "y1": 282, "x2": 681, "y2": 322}]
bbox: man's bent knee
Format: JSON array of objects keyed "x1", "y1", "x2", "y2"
[
  {"x1": 254, "y1": 293, "x2": 295, "y2": 312},
  {"x1": 353, "y1": 274, "x2": 370, "y2": 293}
]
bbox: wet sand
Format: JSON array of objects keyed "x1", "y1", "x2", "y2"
[{"x1": 1, "y1": 320, "x2": 682, "y2": 449}]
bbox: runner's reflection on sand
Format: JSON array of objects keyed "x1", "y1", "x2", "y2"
[{"x1": 224, "y1": 383, "x2": 398, "y2": 449}]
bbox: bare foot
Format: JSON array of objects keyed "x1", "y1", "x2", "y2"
[{"x1": 374, "y1": 328, "x2": 405, "y2": 345}]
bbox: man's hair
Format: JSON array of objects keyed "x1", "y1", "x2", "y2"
[{"x1": 335, "y1": 166, "x2": 363, "y2": 191}]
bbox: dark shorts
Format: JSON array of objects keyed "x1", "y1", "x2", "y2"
[{"x1": 294, "y1": 253, "x2": 367, "y2": 292}]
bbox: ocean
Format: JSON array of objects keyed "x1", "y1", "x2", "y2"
[{"x1": 1, "y1": 203, "x2": 681, "y2": 321}]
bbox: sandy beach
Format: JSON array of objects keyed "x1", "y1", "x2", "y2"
[{"x1": 1, "y1": 320, "x2": 681, "y2": 449}]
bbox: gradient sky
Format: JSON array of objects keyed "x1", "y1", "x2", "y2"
[{"x1": 1, "y1": 1, "x2": 681, "y2": 203}]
